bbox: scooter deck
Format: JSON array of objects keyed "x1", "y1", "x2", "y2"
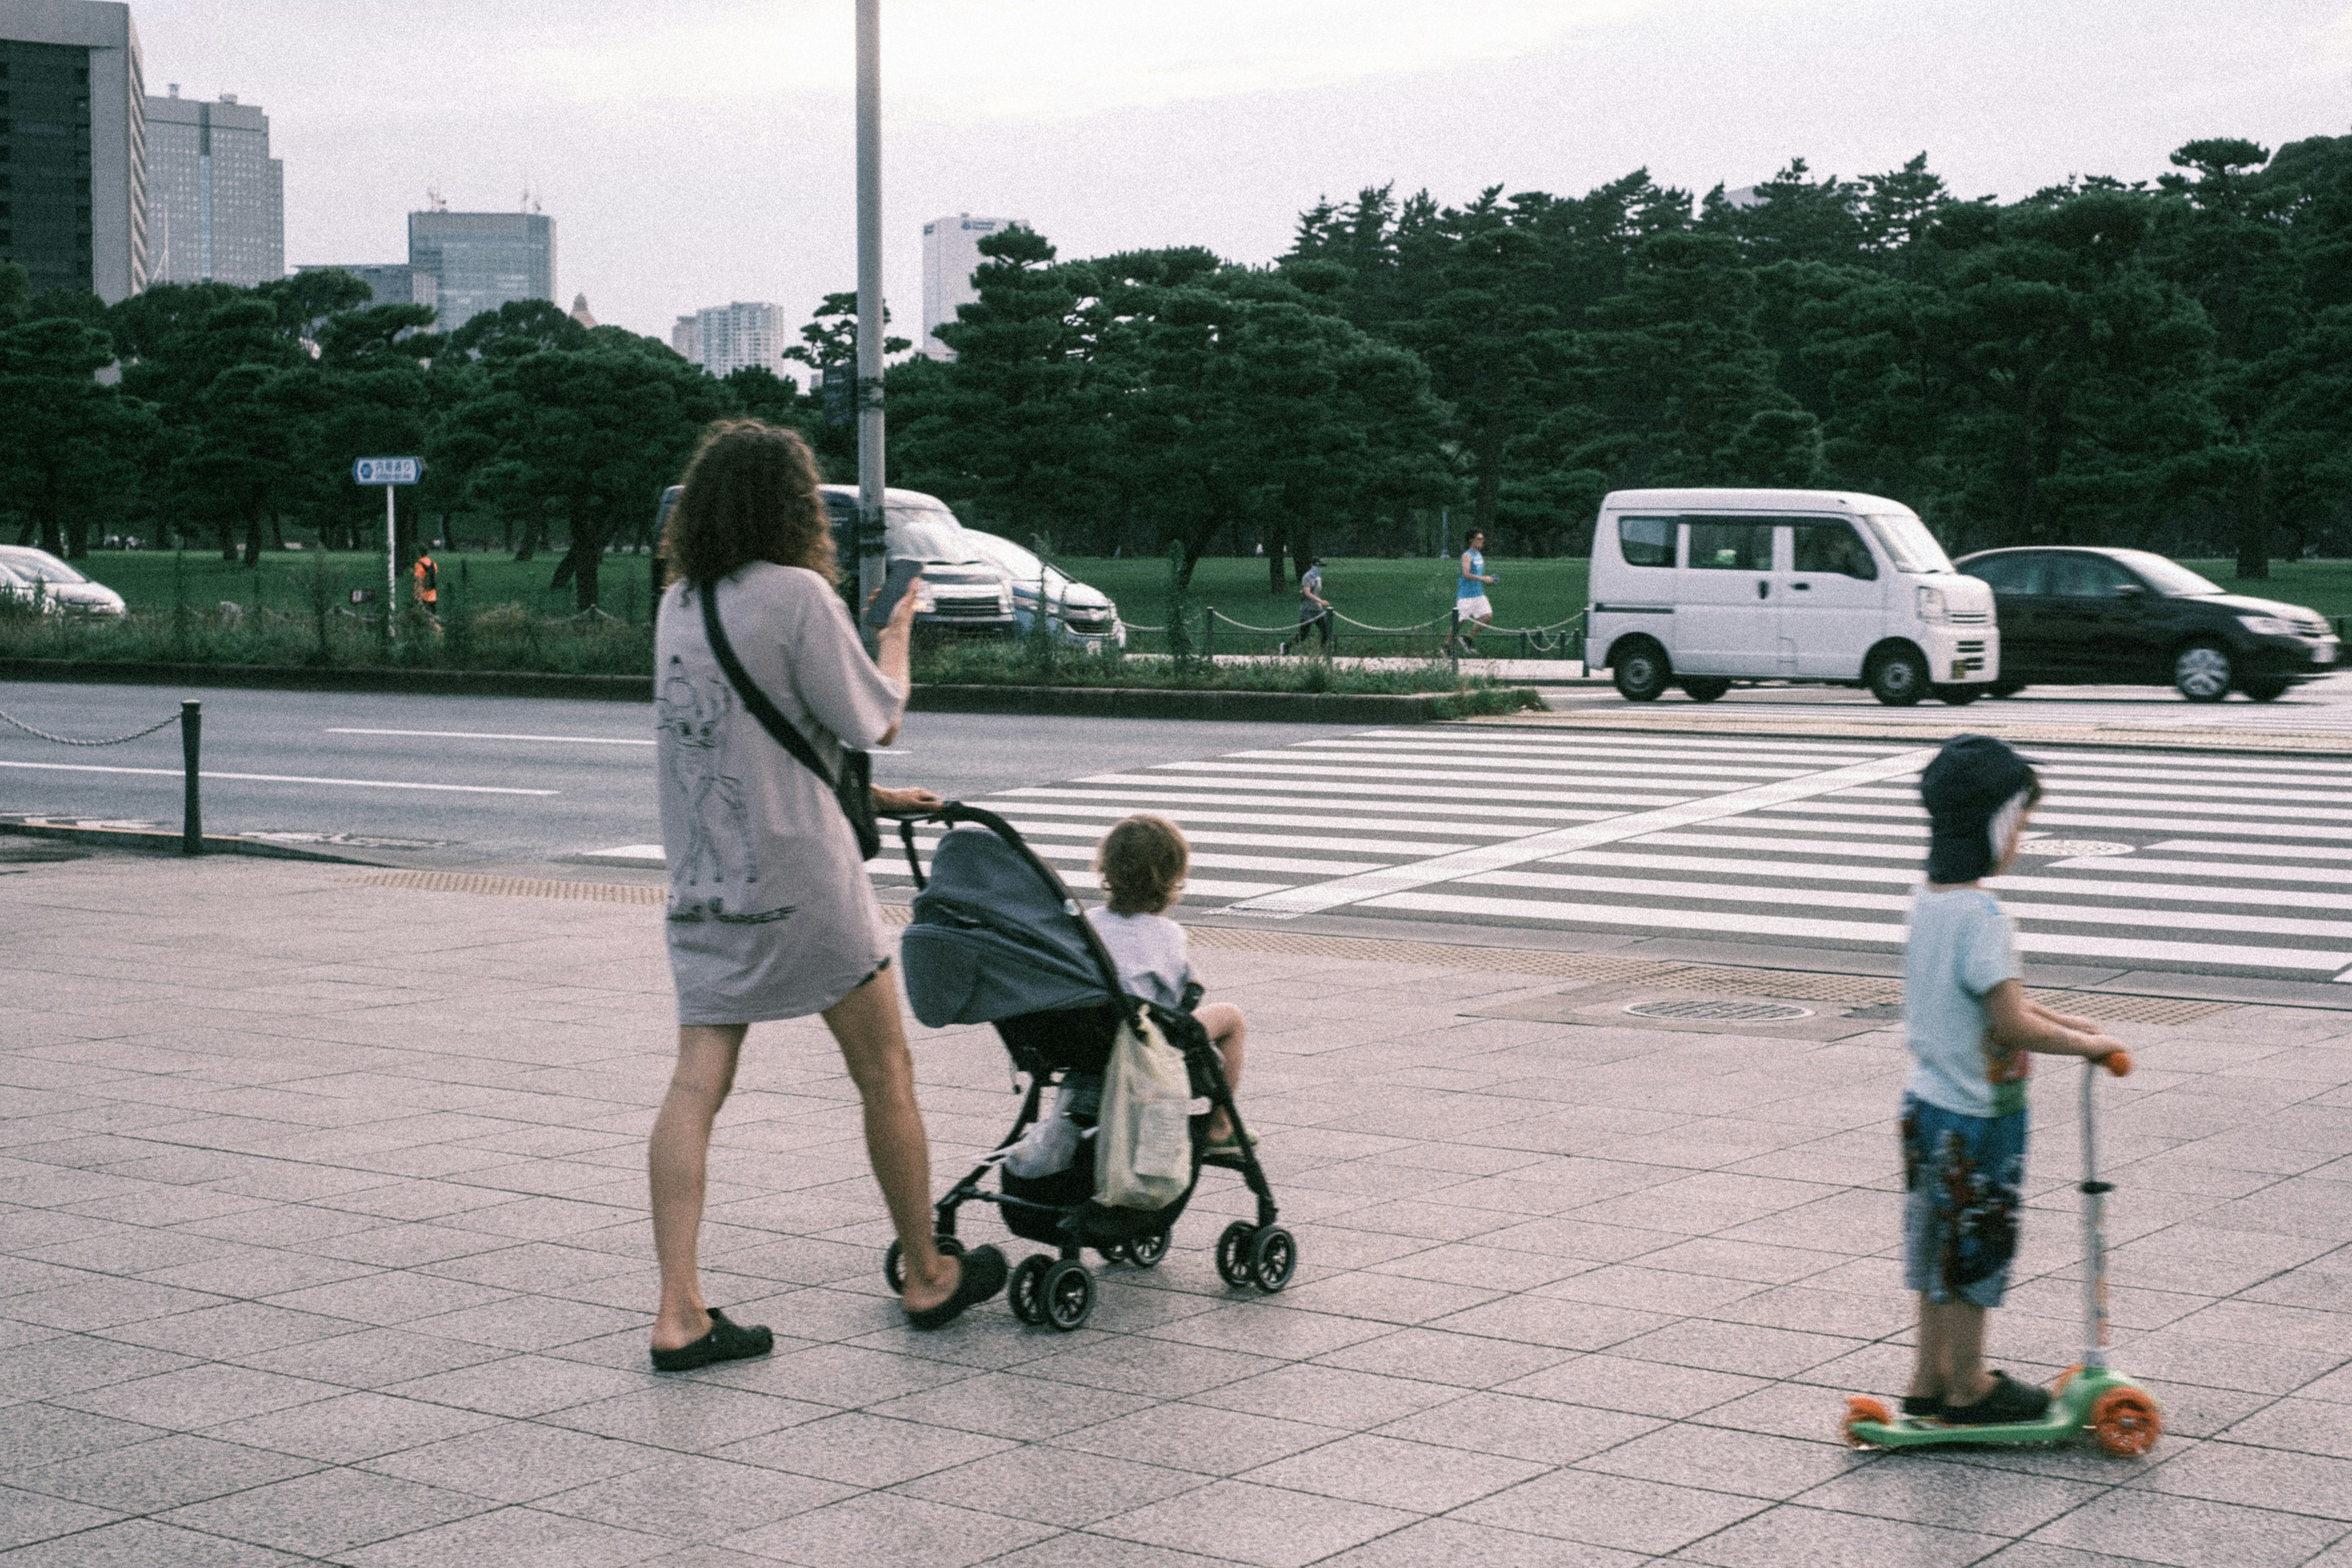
[{"x1": 1845, "y1": 1368, "x2": 2143, "y2": 1450}]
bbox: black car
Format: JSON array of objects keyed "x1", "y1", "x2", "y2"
[{"x1": 1954, "y1": 546, "x2": 2339, "y2": 702}]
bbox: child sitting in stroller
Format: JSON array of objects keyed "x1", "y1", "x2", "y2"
[{"x1": 1086, "y1": 815, "x2": 1254, "y2": 1159}]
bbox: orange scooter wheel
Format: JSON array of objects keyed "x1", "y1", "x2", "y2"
[
  {"x1": 2089, "y1": 1388, "x2": 2162, "y2": 1457},
  {"x1": 1842, "y1": 1396, "x2": 1891, "y2": 1448}
]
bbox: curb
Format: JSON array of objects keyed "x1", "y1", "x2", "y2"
[
  {"x1": 0, "y1": 819, "x2": 384, "y2": 864},
  {"x1": 1471, "y1": 710, "x2": 2352, "y2": 758},
  {"x1": 0, "y1": 660, "x2": 1536, "y2": 722}
]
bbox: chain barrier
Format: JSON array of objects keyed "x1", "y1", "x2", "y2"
[
  {"x1": 0, "y1": 707, "x2": 183, "y2": 747},
  {"x1": 0, "y1": 699, "x2": 206, "y2": 855}
]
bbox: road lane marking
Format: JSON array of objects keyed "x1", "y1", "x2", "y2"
[
  {"x1": 328, "y1": 728, "x2": 655, "y2": 746},
  {"x1": 1224, "y1": 746, "x2": 1941, "y2": 919},
  {"x1": 0, "y1": 760, "x2": 557, "y2": 795}
]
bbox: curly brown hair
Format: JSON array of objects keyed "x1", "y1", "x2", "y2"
[
  {"x1": 658, "y1": 420, "x2": 837, "y2": 588},
  {"x1": 1096, "y1": 815, "x2": 1189, "y2": 916}
]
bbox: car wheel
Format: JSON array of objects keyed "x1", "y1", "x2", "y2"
[
  {"x1": 1988, "y1": 682, "x2": 2025, "y2": 699},
  {"x1": 2173, "y1": 642, "x2": 2233, "y2": 703},
  {"x1": 1611, "y1": 639, "x2": 1672, "y2": 703},
  {"x1": 1866, "y1": 646, "x2": 1929, "y2": 707},
  {"x1": 1679, "y1": 677, "x2": 1731, "y2": 703},
  {"x1": 2241, "y1": 677, "x2": 2290, "y2": 703},
  {"x1": 1934, "y1": 685, "x2": 1981, "y2": 706}
]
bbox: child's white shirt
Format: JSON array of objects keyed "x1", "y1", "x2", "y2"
[{"x1": 1085, "y1": 907, "x2": 1194, "y2": 1009}]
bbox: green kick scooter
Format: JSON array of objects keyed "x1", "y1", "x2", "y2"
[{"x1": 1844, "y1": 1051, "x2": 2162, "y2": 1458}]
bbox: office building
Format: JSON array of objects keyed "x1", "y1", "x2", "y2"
[
  {"x1": 677, "y1": 300, "x2": 788, "y2": 380},
  {"x1": 294, "y1": 261, "x2": 435, "y2": 317},
  {"x1": 145, "y1": 85, "x2": 281, "y2": 285},
  {"x1": 406, "y1": 208, "x2": 554, "y2": 331},
  {"x1": 0, "y1": 0, "x2": 146, "y2": 301},
  {"x1": 919, "y1": 212, "x2": 1020, "y2": 359}
]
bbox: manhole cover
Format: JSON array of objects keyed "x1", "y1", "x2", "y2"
[
  {"x1": 1624, "y1": 998, "x2": 1814, "y2": 1022},
  {"x1": 2016, "y1": 839, "x2": 2134, "y2": 857}
]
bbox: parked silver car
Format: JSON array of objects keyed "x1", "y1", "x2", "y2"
[
  {"x1": 0, "y1": 546, "x2": 127, "y2": 616},
  {"x1": 961, "y1": 530, "x2": 1127, "y2": 650}
]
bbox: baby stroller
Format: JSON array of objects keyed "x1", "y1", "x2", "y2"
[{"x1": 888, "y1": 803, "x2": 1295, "y2": 1331}]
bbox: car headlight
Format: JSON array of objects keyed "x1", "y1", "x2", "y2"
[
  {"x1": 2237, "y1": 614, "x2": 2294, "y2": 636},
  {"x1": 1915, "y1": 586, "x2": 1950, "y2": 623}
]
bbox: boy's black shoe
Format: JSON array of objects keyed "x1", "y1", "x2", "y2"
[
  {"x1": 1900, "y1": 1393, "x2": 1945, "y2": 1421},
  {"x1": 1942, "y1": 1370, "x2": 2051, "y2": 1425}
]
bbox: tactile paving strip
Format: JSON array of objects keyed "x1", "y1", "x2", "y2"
[{"x1": 351, "y1": 871, "x2": 2239, "y2": 1025}]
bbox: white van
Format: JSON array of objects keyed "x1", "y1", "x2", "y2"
[{"x1": 1586, "y1": 489, "x2": 1999, "y2": 706}]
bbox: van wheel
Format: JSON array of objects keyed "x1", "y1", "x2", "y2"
[
  {"x1": 1933, "y1": 685, "x2": 1980, "y2": 706},
  {"x1": 1866, "y1": 647, "x2": 1929, "y2": 707},
  {"x1": 2173, "y1": 642, "x2": 2233, "y2": 703},
  {"x1": 1680, "y1": 677, "x2": 1731, "y2": 703},
  {"x1": 1612, "y1": 640, "x2": 1672, "y2": 703},
  {"x1": 1988, "y1": 682, "x2": 2025, "y2": 699}
]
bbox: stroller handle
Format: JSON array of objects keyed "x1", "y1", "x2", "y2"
[{"x1": 891, "y1": 802, "x2": 1139, "y2": 1022}]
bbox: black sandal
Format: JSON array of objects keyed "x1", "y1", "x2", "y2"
[
  {"x1": 904, "y1": 1244, "x2": 1008, "y2": 1331},
  {"x1": 1942, "y1": 1370, "x2": 2051, "y2": 1425},
  {"x1": 649, "y1": 1307, "x2": 774, "y2": 1371}
]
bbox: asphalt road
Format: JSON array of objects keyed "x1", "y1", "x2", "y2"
[
  {"x1": 1549, "y1": 669, "x2": 2352, "y2": 726},
  {"x1": 0, "y1": 681, "x2": 1363, "y2": 872}
]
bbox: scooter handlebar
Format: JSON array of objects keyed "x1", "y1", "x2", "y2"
[{"x1": 2101, "y1": 1049, "x2": 2132, "y2": 1078}]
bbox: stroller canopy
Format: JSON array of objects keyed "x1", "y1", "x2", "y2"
[{"x1": 902, "y1": 826, "x2": 1117, "y2": 1027}]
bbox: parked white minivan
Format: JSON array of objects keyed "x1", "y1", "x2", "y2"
[{"x1": 1586, "y1": 489, "x2": 1999, "y2": 706}]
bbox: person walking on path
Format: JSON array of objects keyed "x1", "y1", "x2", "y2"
[
  {"x1": 644, "y1": 420, "x2": 1005, "y2": 1371},
  {"x1": 1453, "y1": 530, "x2": 1494, "y2": 653},
  {"x1": 1896, "y1": 734, "x2": 2128, "y2": 1423},
  {"x1": 1284, "y1": 557, "x2": 1333, "y2": 655},
  {"x1": 411, "y1": 549, "x2": 439, "y2": 620}
]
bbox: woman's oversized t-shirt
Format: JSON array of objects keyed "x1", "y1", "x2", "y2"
[{"x1": 655, "y1": 564, "x2": 904, "y2": 1023}]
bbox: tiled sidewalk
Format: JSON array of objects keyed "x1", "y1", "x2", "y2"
[{"x1": 3, "y1": 854, "x2": 2348, "y2": 1567}]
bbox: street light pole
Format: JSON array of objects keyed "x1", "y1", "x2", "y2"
[{"x1": 854, "y1": 0, "x2": 886, "y2": 634}]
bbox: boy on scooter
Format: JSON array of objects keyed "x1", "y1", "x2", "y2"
[{"x1": 1901, "y1": 735, "x2": 2128, "y2": 1424}]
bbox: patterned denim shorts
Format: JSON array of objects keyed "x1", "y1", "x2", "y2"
[{"x1": 1902, "y1": 1093, "x2": 2027, "y2": 1308}]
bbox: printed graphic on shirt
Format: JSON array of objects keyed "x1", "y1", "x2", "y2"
[{"x1": 658, "y1": 659, "x2": 791, "y2": 925}]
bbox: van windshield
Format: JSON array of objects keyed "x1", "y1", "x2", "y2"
[
  {"x1": 1862, "y1": 514, "x2": 1956, "y2": 575},
  {"x1": 887, "y1": 502, "x2": 980, "y2": 564}
]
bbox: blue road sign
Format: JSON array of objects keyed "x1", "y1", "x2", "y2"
[{"x1": 353, "y1": 457, "x2": 424, "y2": 485}]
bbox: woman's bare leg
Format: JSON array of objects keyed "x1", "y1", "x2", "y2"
[
  {"x1": 821, "y1": 970, "x2": 960, "y2": 1314},
  {"x1": 1196, "y1": 1002, "x2": 1247, "y2": 1142},
  {"x1": 649, "y1": 1023, "x2": 746, "y2": 1351}
]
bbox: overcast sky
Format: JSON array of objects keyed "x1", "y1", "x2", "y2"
[{"x1": 137, "y1": 1, "x2": 2352, "y2": 352}]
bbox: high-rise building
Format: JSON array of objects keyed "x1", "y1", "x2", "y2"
[
  {"x1": 677, "y1": 300, "x2": 789, "y2": 380},
  {"x1": 145, "y1": 86, "x2": 281, "y2": 285},
  {"x1": 294, "y1": 262, "x2": 435, "y2": 318},
  {"x1": 0, "y1": 0, "x2": 147, "y2": 301},
  {"x1": 406, "y1": 208, "x2": 554, "y2": 331},
  {"x1": 919, "y1": 212, "x2": 1020, "y2": 360}
]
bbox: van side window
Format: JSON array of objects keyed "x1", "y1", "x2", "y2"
[
  {"x1": 1790, "y1": 521, "x2": 1877, "y2": 580},
  {"x1": 1618, "y1": 516, "x2": 1675, "y2": 568},
  {"x1": 1685, "y1": 519, "x2": 1773, "y2": 571}
]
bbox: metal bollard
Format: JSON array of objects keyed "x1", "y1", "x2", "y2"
[
  {"x1": 179, "y1": 699, "x2": 203, "y2": 855},
  {"x1": 1204, "y1": 606, "x2": 1215, "y2": 662}
]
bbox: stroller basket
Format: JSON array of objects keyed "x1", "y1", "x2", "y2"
[{"x1": 888, "y1": 804, "x2": 1297, "y2": 1330}]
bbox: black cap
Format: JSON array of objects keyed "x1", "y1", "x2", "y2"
[{"x1": 1921, "y1": 734, "x2": 2038, "y2": 884}]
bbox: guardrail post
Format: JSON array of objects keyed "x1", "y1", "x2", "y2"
[
  {"x1": 1204, "y1": 606, "x2": 1216, "y2": 662},
  {"x1": 179, "y1": 699, "x2": 203, "y2": 855}
]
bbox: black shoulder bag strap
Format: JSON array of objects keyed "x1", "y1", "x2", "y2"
[{"x1": 698, "y1": 582, "x2": 882, "y2": 861}]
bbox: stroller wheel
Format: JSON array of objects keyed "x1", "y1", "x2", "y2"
[
  {"x1": 883, "y1": 1235, "x2": 963, "y2": 1295},
  {"x1": 1009, "y1": 1254, "x2": 1053, "y2": 1325},
  {"x1": 1249, "y1": 1226, "x2": 1297, "y2": 1293},
  {"x1": 1099, "y1": 1239, "x2": 1130, "y2": 1265},
  {"x1": 1041, "y1": 1260, "x2": 1095, "y2": 1331},
  {"x1": 1127, "y1": 1227, "x2": 1171, "y2": 1268},
  {"x1": 1215, "y1": 1222, "x2": 1257, "y2": 1288}
]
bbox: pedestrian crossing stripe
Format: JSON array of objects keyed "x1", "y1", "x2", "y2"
[{"x1": 856, "y1": 728, "x2": 2352, "y2": 982}]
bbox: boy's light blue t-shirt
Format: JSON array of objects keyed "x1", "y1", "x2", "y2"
[{"x1": 1904, "y1": 887, "x2": 2027, "y2": 1118}]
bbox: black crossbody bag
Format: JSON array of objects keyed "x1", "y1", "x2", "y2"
[{"x1": 699, "y1": 585, "x2": 882, "y2": 862}]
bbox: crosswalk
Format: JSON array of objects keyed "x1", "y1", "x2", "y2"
[{"x1": 871, "y1": 726, "x2": 2352, "y2": 983}]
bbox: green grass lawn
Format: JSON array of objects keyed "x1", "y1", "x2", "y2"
[{"x1": 53, "y1": 548, "x2": 2352, "y2": 644}]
